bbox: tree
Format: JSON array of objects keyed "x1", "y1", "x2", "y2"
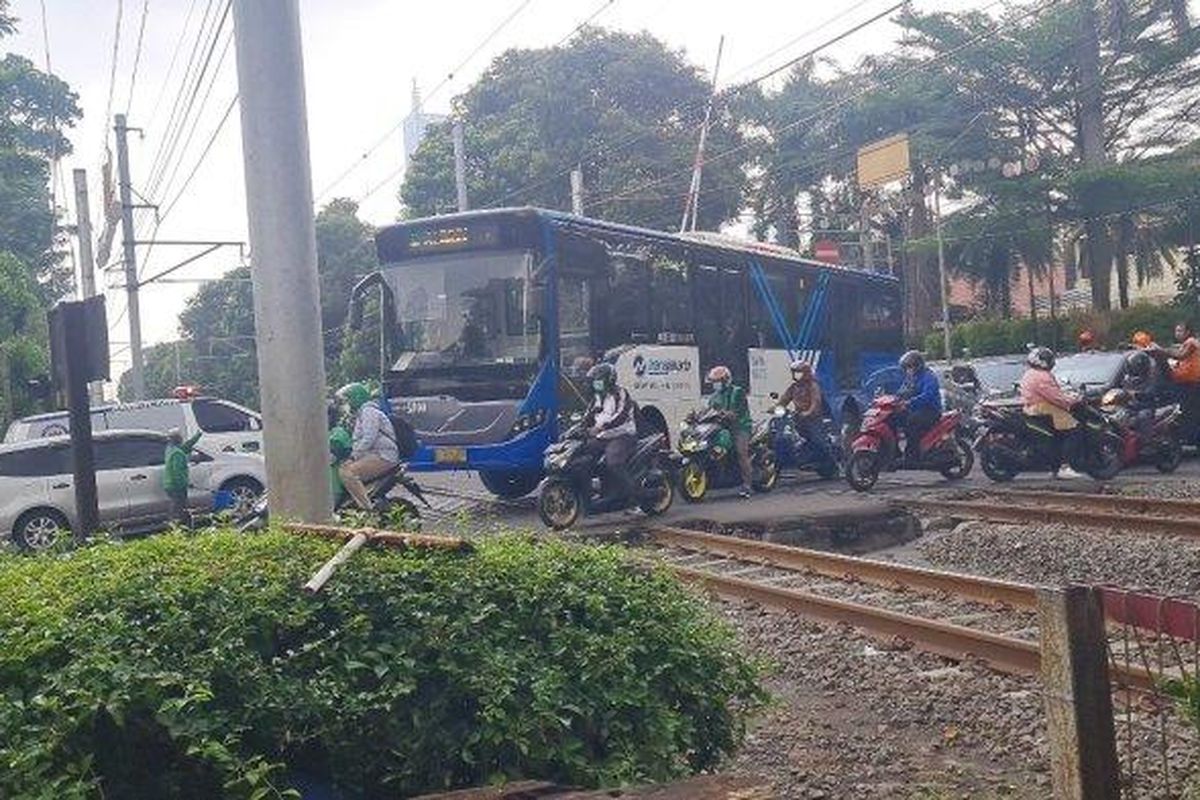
[
  {"x1": 125, "y1": 201, "x2": 384, "y2": 404},
  {"x1": 0, "y1": 7, "x2": 81, "y2": 428},
  {"x1": 402, "y1": 28, "x2": 745, "y2": 231}
]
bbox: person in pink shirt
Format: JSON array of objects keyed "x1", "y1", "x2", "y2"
[
  {"x1": 1019, "y1": 347, "x2": 1079, "y2": 431},
  {"x1": 1019, "y1": 347, "x2": 1083, "y2": 475}
]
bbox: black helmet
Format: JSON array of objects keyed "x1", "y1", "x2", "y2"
[
  {"x1": 899, "y1": 350, "x2": 925, "y2": 371},
  {"x1": 587, "y1": 362, "x2": 617, "y2": 391},
  {"x1": 1125, "y1": 349, "x2": 1152, "y2": 379},
  {"x1": 1026, "y1": 346, "x2": 1055, "y2": 370}
]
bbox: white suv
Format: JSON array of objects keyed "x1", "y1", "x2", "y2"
[
  {"x1": 4, "y1": 397, "x2": 263, "y2": 455},
  {"x1": 0, "y1": 430, "x2": 266, "y2": 550}
]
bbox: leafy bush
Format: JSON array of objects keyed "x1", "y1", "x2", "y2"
[
  {"x1": 923, "y1": 304, "x2": 1197, "y2": 359},
  {"x1": 0, "y1": 531, "x2": 764, "y2": 798}
]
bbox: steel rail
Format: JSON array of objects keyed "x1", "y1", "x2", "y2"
[
  {"x1": 646, "y1": 525, "x2": 1037, "y2": 610},
  {"x1": 671, "y1": 564, "x2": 1042, "y2": 676},
  {"x1": 987, "y1": 488, "x2": 1200, "y2": 518},
  {"x1": 899, "y1": 498, "x2": 1200, "y2": 540},
  {"x1": 670, "y1": 563, "x2": 1156, "y2": 691}
]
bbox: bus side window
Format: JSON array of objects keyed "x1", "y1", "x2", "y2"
[
  {"x1": 721, "y1": 268, "x2": 751, "y2": 385},
  {"x1": 599, "y1": 256, "x2": 650, "y2": 350},
  {"x1": 649, "y1": 257, "x2": 692, "y2": 340},
  {"x1": 691, "y1": 263, "x2": 722, "y2": 379},
  {"x1": 557, "y1": 273, "x2": 592, "y2": 368}
]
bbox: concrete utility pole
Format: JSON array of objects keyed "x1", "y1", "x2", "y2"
[
  {"x1": 452, "y1": 120, "x2": 468, "y2": 213},
  {"x1": 232, "y1": 0, "x2": 332, "y2": 522},
  {"x1": 114, "y1": 114, "x2": 145, "y2": 400},
  {"x1": 933, "y1": 173, "x2": 953, "y2": 361},
  {"x1": 681, "y1": 35, "x2": 725, "y2": 233},
  {"x1": 73, "y1": 168, "x2": 104, "y2": 404},
  {"x1": 570, "y1": 166, "x2": 585, "y2": 216}
]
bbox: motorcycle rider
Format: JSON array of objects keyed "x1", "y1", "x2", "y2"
[
  {"x1": 1114, "y1": 349, "x2": 1163, "y2": 441},
  {"x1": 776, "y1": 360, "x2": 832, "y2": 464},
  {"x1": 896, "y1": 350, "x2": 942, "y2": 461},
  {"x1": 335, "y1": 382, "x2": 400, "y2": 511},
  {"x1": 1018, "y1": 347, "x2": 1079, "y2": 473},
  {"x1": 585, "y1": 362, "x2": 638, "y2": 503},
  {"x1": 707, "y1": 365, "x2": 754, "y2": 498},
  {"x1": 1166, "y1": 322, "x2": 1200, "y2": 385}
]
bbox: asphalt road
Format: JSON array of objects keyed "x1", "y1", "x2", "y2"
[{"x1": 412, "y1": 454, "x2": 1200, "y2": 537}]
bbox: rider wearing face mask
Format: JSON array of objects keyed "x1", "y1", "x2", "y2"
[
  {"x1": 586, "y1": 362, "x2": 638, "y2": 501},
  {"x1": 706, "y1": 365, "x2": 754, "y2": 498},
  {"x1": 777, "y1": 360, "x2": 831, "y2": 463}
]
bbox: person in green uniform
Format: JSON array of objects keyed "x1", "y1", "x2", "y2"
[
  {"x1": 706, "y1": 365, "x2": 754, "y2": 498},
  {"x1": 164, "y1": 428, "x2": 202, "y2": 526}
]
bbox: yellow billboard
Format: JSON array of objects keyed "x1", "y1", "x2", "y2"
[{"x1": 857, "y1": 134, "x2": 911, "y2": 188}]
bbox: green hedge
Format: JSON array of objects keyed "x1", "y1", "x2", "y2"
[
  {"x1": 923, "y1": 304, "x2": 1194, "y2": 359},
  {"x1": 0, "y1": 531, "x2": 764, "y2": 799}
]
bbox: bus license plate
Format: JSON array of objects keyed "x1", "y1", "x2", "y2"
[{"x1": 435, "y1": 447, "x2": 467, "y2": 464}]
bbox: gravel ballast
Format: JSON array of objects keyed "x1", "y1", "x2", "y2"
[{"x1": 720, "y1": 600, "x2": 1048, "y2": 799}]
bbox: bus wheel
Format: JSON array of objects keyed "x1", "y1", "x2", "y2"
[{"x1": 479, "y1": 469, "x2": 542, "y2": 499}]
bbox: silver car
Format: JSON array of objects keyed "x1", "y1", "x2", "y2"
[{"x1": 0, "y1": 430, "x2": 266, "y2": 550}]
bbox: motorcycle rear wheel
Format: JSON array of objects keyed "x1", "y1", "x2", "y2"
[
  {"x1": 940, "y1": 437, "x2": 975, "y2": 481},
  {"x1": 1084, "y1": 436, "x2": 1123, "y2": 481},
  {"x1": 979, "y1": 443, "x2": 1019, "y2": 483},
  {"x1": 538, "y1": 480, "x2": 581, "y2": 530},
  {"x1": 845, "y1": 451, "x2": 880, "y2": 492},
  {"x1": 639, "y1": 472, "x2": 674, "y2": 516},
  {"x1": 679, "y1": 462, "x2": 709, "y2": 503},
  {"x1": 752, "y1": 450, "x2": 779, "y2": 492},
  {"x1": 1155, "y1": 438, "x2": 1183, "y2": 474}
]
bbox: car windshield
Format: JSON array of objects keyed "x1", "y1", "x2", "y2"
[
  {"x1": 973, "y1": 360, "x2": 1028, "y2": 394},
  {"x1": 384, "y1": 250, "x2": 542, "y2": 370},
  {"x1": 1054, "y1": 352, "x2": 1125, "y2": 389}
]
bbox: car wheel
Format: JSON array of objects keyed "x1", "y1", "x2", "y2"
[
  {"x1": 221, "y1": 477, "x2": 265, "y2": 517},
  {"x1": 14, "y1": 508, "x2": 70, "y2": 551}
]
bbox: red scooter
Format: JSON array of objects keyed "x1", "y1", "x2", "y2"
[
  {"x1": 845, "y1": 395, "x2": 974, "y2": 491},
  {"x1": 1100, "y1": 389, "x2": 1184, "y2": 473}
]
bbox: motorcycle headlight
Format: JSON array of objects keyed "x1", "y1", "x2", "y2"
[{"x1": 511, "y1": 408, "x2": 548, "y2": 435}]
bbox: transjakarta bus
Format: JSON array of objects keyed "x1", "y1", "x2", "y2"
[{"x1": 374, "y1": 208, "x2": 902, "y2": 498}]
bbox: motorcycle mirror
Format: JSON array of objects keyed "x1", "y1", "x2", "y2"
[{"x1": 769, "y1": 392, "x2": 780, "y2": 400}]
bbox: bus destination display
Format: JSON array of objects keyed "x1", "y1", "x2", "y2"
[{"x1": 406, "y1": 223, "x2": 500, "y2": 254}]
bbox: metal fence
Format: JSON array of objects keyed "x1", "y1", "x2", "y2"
[{"x1": 1100, "y1": 587, "x2": 1200, "y2": 799}]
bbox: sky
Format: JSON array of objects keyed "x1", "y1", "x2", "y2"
[{"x1": 3, "y1": 0, "x2": 1049, "y2": 381}]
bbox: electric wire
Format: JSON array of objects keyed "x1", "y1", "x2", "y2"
[
  {"x1": 124, "y1": 0, "x2": 150, "y2": 114},
  {"x1": 314, "y1": 0, "x2": 540, "y2": 204}
]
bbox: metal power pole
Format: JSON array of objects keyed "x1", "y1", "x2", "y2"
[
  {"x1": 570, "y1": 165, "x2": 585, "y2": 216},
  {"x1": 114, "y1": 114, "x2": 145, "y2": 400},
  {"x1": 73, "y1": 168, "x2": 104, "y2": 404},
  {"x1": 452, "y1": 120, "x2": 468, "y2": 212},
  {"x1": 232, "y1": 0, "x2": 332, "y2": 522}
]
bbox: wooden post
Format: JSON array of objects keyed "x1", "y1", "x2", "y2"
[{"x1": 1038, "y1": 586, "x2": 1120, "y2": 800}]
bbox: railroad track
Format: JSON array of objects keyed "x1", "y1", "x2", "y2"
[
  {"x1": 898, "y1": 488, "x2": 1200, "y2": 540},
  {"x1": 642, "y1": 525, "x2": 1158, "y2": 689}
]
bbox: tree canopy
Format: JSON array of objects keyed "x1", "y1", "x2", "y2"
[
  {"x1": 402, "y1": 28, "x2": 744, "y2": 232},
  {"x1": 0, "y1": 4, "x2": 80, "y2": 428}
]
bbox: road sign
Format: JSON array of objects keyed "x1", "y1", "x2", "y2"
[
  {"x1": 857, "y1": 134, "x2": 911, "y2": 188},
  {"x1": 813, "y1": 239, "x2": 840, "y2": 263}
]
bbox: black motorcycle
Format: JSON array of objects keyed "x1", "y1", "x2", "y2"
[
  {"x1": 537, "y1": 423, "x2": 674, "y2": 530},
  {"x1": 974, "y1": 399, "x2": 1123, "y2": 482},
  {"x1": 675, "y1": 408, "x2": 778, "y2": 502},
  {"x1": 767, "y1": 405, "x2": 841, "y2": 479}
]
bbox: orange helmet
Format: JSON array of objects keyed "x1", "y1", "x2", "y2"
[{"x1": 1132, "y1": 330, "x2": 1153, "y2": 348}]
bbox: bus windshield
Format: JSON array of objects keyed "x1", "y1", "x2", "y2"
[{"x1": 384, "y1": 249, "x2": 542, "y2": 370}]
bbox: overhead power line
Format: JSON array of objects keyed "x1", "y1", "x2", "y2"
[
  {"x1": 587, "y1": 0, "x2": 1057, "y2": 212},
  {"x1": 98, "y1": 0, "x2": 125, "y2": 157},
  {"x1": 124, "y1": 0, "x2": 151, "y2": 115},
  {"x1": 353, "y1": 0, "x2": 622, "y2": 207},
  {"x1": 484, "y1": 0, "x2": 907, "y2": 209},
  {"x1": 143, "y1": 0, "x2": 201, "y2": 134},
  {"x1": 313, "y1": 0, "x2": 539, "y2": 203}
]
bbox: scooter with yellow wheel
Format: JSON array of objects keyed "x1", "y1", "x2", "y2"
[{"x1": 674, "y1": 408, "x2": 778, "y2": 502}]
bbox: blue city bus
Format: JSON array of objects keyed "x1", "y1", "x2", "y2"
[{"x1": 372, "y1": 208, "x2": 903, "y2": 498}]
